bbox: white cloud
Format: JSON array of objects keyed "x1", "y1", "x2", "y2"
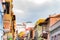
[
  {"x1": 13, "y1": 9, "x2": 24, "y2": 13},
  {"x1": 13, "y1": 0, "x2": 60, "y2": 23},
  {"x1": 13, "y1": 8, "x2": 27, "y2": 18},
  {"x1": 28, "y1": 0, "x2": 52, "y2": 5}
]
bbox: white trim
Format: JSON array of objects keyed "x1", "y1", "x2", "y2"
[{"x1": 51, "y1": 31, "x2": 60, "y2": 37}]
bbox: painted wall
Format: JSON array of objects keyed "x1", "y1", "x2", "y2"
[
  {"x1": 50, "y1": 21, "x2": 60, "y2": 40},
  {"x1": 50, "y1": 17, "x2": 60, "y2": 26},
  {"x1": 36, "y1": 25, "x2": 43, "y2": 40}
]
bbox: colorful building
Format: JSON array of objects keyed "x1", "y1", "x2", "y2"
[
  {"x1": 49, "y1": 20, "x2": 60, "y2": 40},
  {"x1": 39, "y1": 14, "x2": 60, "y2": 40},
  {"x1": 2, "y1": 0, "x2": 16, "y2": 40},
  {"x1": 47, "y1": 14, "x2": 60, "y2": 40},
  {"x1": 45, "y1": 14, "x2": 60, "y2": 40},
  {"x1": 34, "y1": 19, "x2": 46, "y2": 40}
]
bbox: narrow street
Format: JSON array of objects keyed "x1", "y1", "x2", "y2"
[{"x1": 0, "y1": 0, "x2": 60, "y2": 40}]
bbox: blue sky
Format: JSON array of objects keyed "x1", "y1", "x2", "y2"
[
  {"x1": 13, "y1": 0, "x2": 60, "y2": 24},
  {"x1": 0, "y1": 3, "x2": 3, "y2": 40}
]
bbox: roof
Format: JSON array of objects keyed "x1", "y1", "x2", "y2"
[
  {"x1": 49, "y1": 14, "x2": 60, "y2": 18},
  {"x1": 18, "y1": 31, "x2": 26, "y2": 37},
  {"x1": 45, "y1": 18, "x2": 50, "y2": 21},
  {"x1": 36, "y1": 14, "x2": 60, "y2": 26},
  {"x1": 45, "y1": 14, "x2": 60, "y2": 21},
  {"x1": 36, "y1": 18, "x2": 46, "y2": 25}
]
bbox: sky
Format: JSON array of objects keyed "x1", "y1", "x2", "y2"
[
  {"x1": 0, "y1": 3, "x2": 3, "y2": 40},
  {"x1": 0, "y1": 0, "x2": 60, "y2": 39},
  {"x1": 13, "y1": 0, "x2": 60, "y2": 24}
]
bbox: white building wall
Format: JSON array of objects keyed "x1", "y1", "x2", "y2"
[
  {"x1": 16, "y1": 25, "x2": 26, "y2": 34},
  {"x1": 49, "y1": 21, "x2": 60, "y2": 40}
]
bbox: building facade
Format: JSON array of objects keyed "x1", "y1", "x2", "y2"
[
  {"x1": 2, "y1": 0, "x2": 16, "y2": 40},
  {"x1": 45, "y1": 14, "x2": 60, "y2": 40},
  {"x1": 38, "y1": 14, "x2": 60, "y2": 40},
  {"x1": 35, "y1": 19, "x2": 46, "y2": 40},
  {"x1": 49, "y1": 20, "x2": 60, "y2": 40},
  {"x1": 46, "y1": 14, "x2": 60, "y2": 40}
]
